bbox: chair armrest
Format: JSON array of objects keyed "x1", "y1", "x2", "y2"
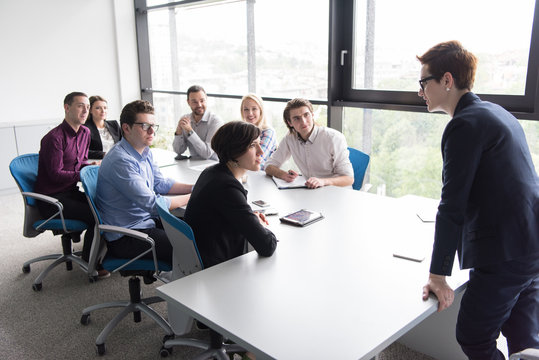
[
  {"x1": 22, "y1": 191, "x2": 63, "y2": 209},
  {"x1": 98, "y1": 224, "x2": 160, "y2": 276},
  {"x1": 98, "y1": 225, "x2": 154, "y2": 245}
]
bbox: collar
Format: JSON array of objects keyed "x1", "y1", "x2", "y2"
[
  {"x1": 453, "y1": 92, "x2": 480, "y2": 117},
  {"x1": 118, "y1": 138, "x2": 150, "y2": 161},
  {"x1": 61, "y1": 119, "x2": 80, "y2": 136},
  {"x1": 193, "y1": 110, "x2": 211, "y2": 124},
  {"x1": 296, "y1": 125, "x2": 319, "y2": 144}
]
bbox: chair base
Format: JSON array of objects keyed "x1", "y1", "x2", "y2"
[
  {"x1": 81, "y1": 276, "x2": 174, "y2": 356},
  {"x1": 23, "y1": 234, "x2": 88, "y2": 291},
  {"x1": 160, "y1": 330, "x2": 245, "y2": 359}
]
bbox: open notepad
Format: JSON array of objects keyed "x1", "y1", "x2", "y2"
[{"x1": 272, "y1": 175, "x2": 307, "y2": 189}]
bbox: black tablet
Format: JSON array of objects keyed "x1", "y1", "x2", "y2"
[{"x1": 279, "y1": 209, "x2": 324, "y2": 227}]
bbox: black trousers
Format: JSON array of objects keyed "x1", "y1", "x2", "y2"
[
  {"x1": 36, "y1": 187, "x2": 95, "y2": 262},
  {"x1": 456, "y1": 252, "x2": 539, "y2": 359},
  {"x1": 105, "y1": 220, "x2": 172, "y2": 266}
]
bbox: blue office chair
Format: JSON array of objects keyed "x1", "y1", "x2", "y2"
[
  {"x1": 79, "y1": 165, "x2": 174, "y2": 356},
  {"x1": 348, "y1": 147, "x2": 370, "y2": 191},
  {"x1": 9, "y1": 153, "x2": 89, "y2": 291},
  {"x1": 156, "y1": 198, "x2": 245, "y2": 359}
]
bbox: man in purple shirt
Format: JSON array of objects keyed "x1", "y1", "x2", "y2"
[{"x1": 35, "y1": 92, "x2": 107, "y2": 277}]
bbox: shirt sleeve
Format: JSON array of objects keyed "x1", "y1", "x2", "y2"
[
  {"x1": 172, "y1": 133, "x2": 188, "y2": 156},
  {"x1": 107, "y1": 157, "x2": 166, "y2": 216},
  {"x1": 40, "y1": 133, "x2": 81, "y2": 184},
  {"x1": 188, "y1": 114, "x2": 223, "y2": 159},
  {"x1": 265, "y1": 134, "x2": 291, "y2": 169},
  {"x1": 149, "y1": 152, "x2": 175, "y2": 195},
  {"x1": 430, "y1": 117, "x2": 482, "y2": 275},
  {"x1": 331, "y1": 132, "x2": 354, "y2": 177},
  {"x1": 219, "y1": 183, "x2": 278, "y2": 257},
  {"x1": 259, "y1": 128, "x2": 277, "y2": 166}
]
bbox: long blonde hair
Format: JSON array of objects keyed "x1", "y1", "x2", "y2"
[{"x1": 240, "y1": 93, "x2": 269, "y2": 130}]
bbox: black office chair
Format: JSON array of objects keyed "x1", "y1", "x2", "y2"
[
  {"x1": 79, "y1": 165, "x2": 174, "y2": 356},
  {"x1": 157, "y1": 198, "x2": 245, "y2": 359},
  {"x1": 9, "y1": 153, "x2": 89, "y2": 291}
]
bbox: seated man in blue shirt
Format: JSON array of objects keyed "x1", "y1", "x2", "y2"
[{"x1": 96, "y1": 100, "x2": 192, "y2": 265}]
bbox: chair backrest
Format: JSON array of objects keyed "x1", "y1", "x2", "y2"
[
  {"x1": 80, "y1": 165, "x2": 103, "y2": 225},
  {"x1": 9, "y1": 154, "x2": 39, "y2": 206},
  {"x1": 80, "y1": 165, "x2": 105, "y2": 275},
  {"x1": 10, "y1": 154, "x2": 45, "y2": 237},
  {"x1": 156, "y1": 197, "x2": 204, "y2": 278},
  {"x1": 348, "y1": 147, "x2": 370, "y2": 191}
]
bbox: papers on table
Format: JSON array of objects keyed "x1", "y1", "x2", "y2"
[{"x1": 272, "y1": 175, "x2": 307, "y2": 189}]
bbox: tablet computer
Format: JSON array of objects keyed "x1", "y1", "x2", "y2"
[{"x1": 279, "y1": 209, "x2": 324, "y2": 227}]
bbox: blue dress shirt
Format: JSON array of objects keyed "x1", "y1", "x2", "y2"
[{"x1": 96, "y1": 138, "x2": 175, "y2": 241}]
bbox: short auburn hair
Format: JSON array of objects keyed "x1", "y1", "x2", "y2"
[{"x1": 416, "y1": 40, "x2": 477, "y2": 91}]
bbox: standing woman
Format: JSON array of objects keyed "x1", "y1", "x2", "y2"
[
  {"x1": 84, "y1": 95, "x2": 121, "y2": 159},
  {"x1": 185, "y1": 121, "x2": 277, "y2": 269},
  {"x1": 240, "y1": 94, "x2": 276, "y2": 169},
  {"x1": 418, "y1": 41, "x2": 539, "y2": 359}
]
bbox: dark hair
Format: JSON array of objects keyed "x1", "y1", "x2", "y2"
[
  {"x1": 416, "y1": 40, "x2": 477, "y2": 90},
  {"x1": 187, "y1": 85, "x2": 206, "y2": 99},
  {"x1": 211, "y1": 121, "x2": 261, "y2": 163},
  {"x1": 283, "y1": 98, "x2": 314, "y2": 133},
  {"x1": 120, "y1": 100, "x2": 154, "y2": 127},
  {"x1": 64, "y1": 92, "x2": 88, "y2": 106},
  {"x1": 88, "y1": 95, "x2": 107, "y2": 123}
]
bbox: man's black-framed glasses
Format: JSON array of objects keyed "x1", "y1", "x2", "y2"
[
  {"x1": 134, "y1": 122, "x2": 159, "y2": 132},
  {"x1": 419, "y1": 75, "x2": 437, "y2": 91}
]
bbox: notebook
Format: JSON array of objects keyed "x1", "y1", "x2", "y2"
[{"x1": 272, "y1": 175, "x2": 307, "y2": 189}]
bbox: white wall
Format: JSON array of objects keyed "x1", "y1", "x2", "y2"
[{"x1": 0, "y1": 0, "x2": 140, "y2": 126}]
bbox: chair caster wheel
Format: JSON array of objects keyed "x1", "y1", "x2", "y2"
[
  {"x1": 66, "y1": 261, "x2": 73, "y2": 271},
  {"x1": 160, "y1": 346, "x2": 172, "y2": 357},
  {"x1": 22, "y1": 265, "x2": 30, "y2": 273},
  {"x1": 96, "y1": 343, "x2": 106, "y2": 356},
  {"x1": 32, "y1": 283, "x2": 42, "y2": 291},
  {"x1": 89, "y1": 276, "x2": 98, "y2": 283},
  {"x1": 81, "y1": 314, "x2": 90, "y2": 325}
]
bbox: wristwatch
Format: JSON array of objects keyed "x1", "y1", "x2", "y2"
[{"x1": 187, "y1": 130, "x2": 194, "y2": 137}]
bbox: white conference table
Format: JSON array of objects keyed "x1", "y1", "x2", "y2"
[{"x1": 158, "y1": 157, "x2": 468, "y2": 360}]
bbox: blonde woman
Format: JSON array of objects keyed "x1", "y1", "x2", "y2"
[{"x1": 240, "y1": 94, "x2": 276, "y2": 169}]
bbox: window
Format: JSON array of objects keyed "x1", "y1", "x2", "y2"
[
  {"x1": 136, "y1": 0, "x2": 539, "y2": 198},
  {"x1": 335, "y1": 0, "x2": 539, "y2": 118}
]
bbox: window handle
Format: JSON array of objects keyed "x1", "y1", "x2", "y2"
[{"x1": 340, "y1": 50, "x2": 348, "y2": 66}]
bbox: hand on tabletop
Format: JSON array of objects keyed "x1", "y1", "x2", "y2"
[
  {"x1": 305, "y1": 177, "x2": 325, "y2": 189},
  {"x1": 422, "y1": 273, "x2": 455, "y2": 312}
]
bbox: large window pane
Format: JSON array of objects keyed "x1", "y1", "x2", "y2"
[
  {"x1": 353, "y1": 0, "x2": 535, "y2": 95},
  {"x1": 254, "y1": 0, "x2": 329, "y2": 99},
  {"x1": 343, "y1": 109, "x2": 539, "y2": 198},
  {"x1": 148, "y1": 1, "x2": 248, "y2": 94},
  {"x1": 146, "y1": 0, "x2": 328, "y2": 99}
]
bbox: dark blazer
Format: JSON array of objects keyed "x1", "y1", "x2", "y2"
[
  {"x1": 431, "y1": 92, "x2": 539, "y2": 275},
  {"x1": 84, "y1": 119, "x2": 121, "y2": 159},
  {"x1": 184, "y1": 162, "x2": 277, "y2": 268}
]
